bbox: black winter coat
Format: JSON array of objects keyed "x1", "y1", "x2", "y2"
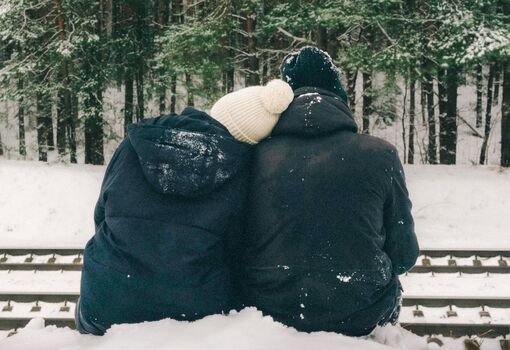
[
  {"x1": 79, "y1": 108, "x2": 251, "y2": 333},
  {"x1": 240, "y1": 87, "x2": 419, "y2": 336}
]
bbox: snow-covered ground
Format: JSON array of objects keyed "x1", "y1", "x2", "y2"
[
  {"x1": 1, "y1": 160, "x2": 509, "y2": 349},
  {"x1": 1, "y1": 160, "x2": 509, "y2": 249},
  {"x1": 0, "y1": 308, "x2": 505, "y2": 350},
  {"x1": 0, "y1": 160, "x2": 103, "y2": 248},
  {"x1": 405, "y1": 165, "x2": 510, "y2": 249}
]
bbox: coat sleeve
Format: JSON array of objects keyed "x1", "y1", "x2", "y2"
[
  {"x1": 93, "y1": 140, "x2": 125, "y2": 228},
  {"x1": 383, "y1": 151, "x2": 420, "y2": 275},
  {"x1": 93, "y1": 195, "x2": 105, "y2": 229}
]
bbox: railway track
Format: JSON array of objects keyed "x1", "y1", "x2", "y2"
[
  {"x1": 2, "y1": 248, "x2": 509, "y2": 273},
  {"x1": 0, "y1": 248, "x2": 509, "y2": 340}
]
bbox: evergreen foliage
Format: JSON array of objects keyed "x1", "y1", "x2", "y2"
[{"x1": 0, "y1": 0, "x2": 509, "y2": 165}]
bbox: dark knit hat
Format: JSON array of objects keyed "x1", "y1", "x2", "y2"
[{"x1": 280, "y1": 46, "x2": 348, "y2": 103}]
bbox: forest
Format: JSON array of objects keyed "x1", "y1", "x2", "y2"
[{"x1": 0, "y1": 0, "x2": 509, "y2": 166}]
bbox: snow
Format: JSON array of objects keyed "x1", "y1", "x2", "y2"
[
  {"x1": 401, "y1": 272, "x2": 510, "y2": 298},
  {"x1": 462, "y1": 25, "x2": 510, "y2": 62},
  {"x1": 405, "y1": 165, "x2": 510, "y2": 249},
  {"x1": 0, "y1": 270, "x2": 80, "y2": 293},
  {"x1": 0, "y1": 308, "x2": 401, "y2": 350},
  {"x1": 0, "y1": 160, "x2": 104, "y2": 248},
  {"x1": 337, "y1": 274, "x2": 353, "y2": 283},
  {"x1": 1, "y1": 308, "x2": 506, "y2": 350},
  {"x1": 1, "y1": 158, "x2": 510, "y2": 349},
  {"x1": 297, "y1": 92, "x2": 320, "y2": 98},
  {"x1": 2, "y1": 160, "x2": 509, "y2": 249}
]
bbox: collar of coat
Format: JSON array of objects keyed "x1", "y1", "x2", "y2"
[{"x1": 271, "y1": 86, "x2": 358, "y2": 138}]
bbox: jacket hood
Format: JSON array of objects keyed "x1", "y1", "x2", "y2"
[
  {"x1": 128, "y1": 107, "x2": 251, "y2": 197},
  {"x1": 272, "y1": 87, "x2": 358, "y2": 137}
]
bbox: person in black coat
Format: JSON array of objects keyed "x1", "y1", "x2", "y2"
[
  {"x1": 76, "y1": 80, "x2": 294, "y2": 335},
  {"x1": 240, "y1": 47, "x2": 419, "y2": 337}
]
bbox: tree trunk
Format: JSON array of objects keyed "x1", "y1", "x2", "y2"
[
  {"x1": 36, "y1": 92, "x2": 51, "y2": 162},
  {"x1": 493, "y1": 62, "x2": 501, "y2": 106},
  {"x1": 499, "y1": 0, "x2": 510, "y2": 167},
  {"x1": 326, "y1": 28, "x2": 340, "y2": 70},
  {"x1": 172, "y1": 0, "x2": 184, "y2": 24},
  {"x1": 46, "y1": 112, "x2": 55, "y2": 151},
  {"x1": 223, "y1": 69, "x2": 234, "y2": 94},
  {"x1": 170, "y1": 75, "x2": 177, "y2": 113},
  {"x1": 346, "y1": 69, "x2": 357, "y2": 111},
  {"x1": 438, "y1": 68, "x2": 450, "y2": 164},
  {"x1": 408, "y1": 67, "x2": 416, "y2": 164},
  {"x1": 420, "y1": 82, "x2": 426, "y2": 126},
  {"x1": 0, "y1": 132, "x2": 3, "y2": 157},
  {"x1": 475, "y1": 62, "x2": 483, "y2": 128},
  {"x1": 186, "y1": 73, "x2": 194, "y2": 106},
  {"x1": 362, "y1": 71, "x2": 372, "y2": 134},
  {"x1": 423, "y1": 65, "x2": 436, "y2": 164},
  {"x1": 56, "y1": 87, "x2": 67, "y2": 156},
  {"x1": 55, "y1": 0, "x2": 70, "y2": 157},
  {"x1": 261, "y1": 55, "x2": 269, "y2": 85},
  {"x1": 244, "y1": 12, "x2": 259, "y2": 86},
  {"x1": 56, "y1": 63, "x2": 72, "y2": 159},
  {"x1": 157, "y1": 0, "x2": 169, "y2": 115},
  {"x1": 480, "y1": 64, "x2": 495, "y2": 164},
  {"x1": 68, "y1": 93, "x2": 77, "y2": 163},
  {"x1": 158, "y1": 0, "x2": 170, "y2": 28},
  {"x1": 439, "y1": 66, "x2": 458, "y2": 164},
  {"x1": 401, "y1": 80, "x2": 408, "y2": 164},
  {"x1": 316, "y1": 25, "x2": 327, "y2": 51},
  {"x1": 124, "y1": 74, "x2": 134, "y2": 135},
  {"x1": 104, "y1": 0, "x2": 113, "y2": 36},
  {"x1": 135, "y1": 64, "x2": 144, "y2": 121},
  {"x1": 84, "y1": 88, "x2": 104, "y2": 165},
  {"x1": 18, "y1": 79, "x2": 26, "y2": 157},
  {"x1": 501, "y1": 60, "x2": 510, "y2": 167},
  {"x1": 159, "y1": 90, "x2": 166, "y2": 115},
  {"x1": 84, "y1": 0, "x2": 105, "y2": 165},
  {"x1": 168, "y1": 1, "x2": 182, "y2": 114}
]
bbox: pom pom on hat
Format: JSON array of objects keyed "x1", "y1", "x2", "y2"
[
  {"x1": 260, "y1": 79, "x2": 294, "y2": 114},
  {"x1": 210, "y1": 79, "x2": 294, "y2": 144}
]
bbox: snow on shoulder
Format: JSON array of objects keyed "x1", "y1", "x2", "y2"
[{"x1": 0, "y1": 308, "x2": 426, "y2": 350}]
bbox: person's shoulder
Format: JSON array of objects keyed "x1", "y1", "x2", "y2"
[
  {"x1": 356, "y1": 133, "x2": 398, "y2": 158},
  {"x1": 105, "y1": 137, "x2": 137, "y2": 173}
]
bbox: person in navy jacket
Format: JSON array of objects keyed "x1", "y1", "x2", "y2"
[
  {"x1": 76, "y1": 80, "x2": 294, "y2": 335},
  {"x1": 240, "y1": 47, "x2": 419, "y2": 336}
]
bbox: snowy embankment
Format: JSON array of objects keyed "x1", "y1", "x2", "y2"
[
  {"x1": 0, "y1": 309, "x2": 407, "y2": 350},
  {"x1": 1, "y1": 160, "x2": 510, "y2": 349},
  {"x1": 2, "y1": 308, "x2": 503, "y2": 350},
  {"x1": 406, "y1": 165, "x2": 510, "y2": 249},
  {"x1": 1, "y1": 160, "x2": 509, "y2": 249},
  {"x1": 0, "y1": 161, "x2": 104, "y2": 248}
]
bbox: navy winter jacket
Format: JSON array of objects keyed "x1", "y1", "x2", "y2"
[
  {"x1": 79, "y1": 108, "x2": 251, "y2": 333},
  {"x1": 240, "y1": 87, "x2": 419, "y2": 336}
]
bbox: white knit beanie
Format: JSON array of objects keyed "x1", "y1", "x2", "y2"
[{"x1": 210, "y1": 79, "x2": 294, "y2": 144}]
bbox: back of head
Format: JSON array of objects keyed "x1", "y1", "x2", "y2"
[
  {"x1": 210, "y1": 79, "x2": 294, "y2": 144},
  {"x1": 280, "y1": 46, "x2": 348, "y2": 103}
]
